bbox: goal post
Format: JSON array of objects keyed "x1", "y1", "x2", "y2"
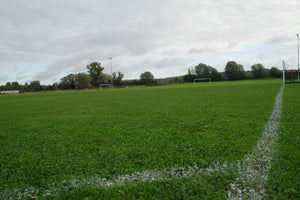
[
  {"x1": 100, "y1": 84, "x2": 112, "y2": 90},
  {"x1": 282, "y1": 60, "x2": 300, "y2": 83},
  {"x1": 194, "y1": 78, "x2": 211, "y2": 84},
  {"x1": 282, "y1": 60, "x2": 286, "y2": 84}
]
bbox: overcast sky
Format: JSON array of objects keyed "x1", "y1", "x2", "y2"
[{"x1": 0, "y1": 0, "x2": 299, "y2": 85}]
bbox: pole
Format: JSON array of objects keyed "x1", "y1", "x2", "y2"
[
  {"x1": 109, "y1": 57, "x2": 113, "y2": 89},
  {"x1": 297, "y1": 34, "x2": 299, "y2": 79},
  {"x1": 282, "y1": 60, "x2": 285, "y2": 84}
]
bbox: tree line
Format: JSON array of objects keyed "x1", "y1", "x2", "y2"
[
  {"x1": 0, "y1": 62, "x2": 156, "y2": 92},
  {"x1": 0, "y1": 61, "x2": 282, "y2": 93},
  {"x1": 183, "y1": 61, "x2": 282, "y2": 82}
]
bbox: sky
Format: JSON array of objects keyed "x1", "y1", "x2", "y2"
[{"x1": 0, "y1": 0, "x2": 299, "y2": 85}]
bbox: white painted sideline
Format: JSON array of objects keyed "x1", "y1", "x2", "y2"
[
  {"x1": 0, "y1": 85, "x2": 284, "y2": 199},
  {"x1": 227, "y1": 84, "x2": 284, "y2": 200}
]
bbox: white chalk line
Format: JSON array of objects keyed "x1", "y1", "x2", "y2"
[
  {"x1": 227, "y1": 84, "x2": 284, "y2": 200},
  {"x1": 1, "y1": 162, "x2": 235, "y2": 199},
  {"x1": 0, "y1": 85, "x2": 284, "y2": 199}
]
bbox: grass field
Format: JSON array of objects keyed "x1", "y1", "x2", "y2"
[{"x1": 0, "y1": 79, "x2": 298, "y2": 199}]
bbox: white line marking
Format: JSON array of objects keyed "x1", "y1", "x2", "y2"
[
  {"x1": 0, "y1": 162, "x2": 233, "y2": 199},
  {"x1": 227, "y1": 85, "x2": 284, "y2": 200}
]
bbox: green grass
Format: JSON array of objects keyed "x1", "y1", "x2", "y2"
[
  {"x1": 266, "y1": 83, "x2": 300, "y2": 199},
  {"x1": 0, "y1": 79, "x2": 284, "y2": 199}
]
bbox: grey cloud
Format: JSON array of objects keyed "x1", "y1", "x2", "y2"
[
  {"x1": 152, "y1": 58, "x2": 187, "y2": 69},
  {"x1": 1, "y1": 0, "x2": 300, "y2": 83},
  {"x1": 0, "y1": 74, "x2": 9, "y2": 85},
  {"x1": 32, "y1": 53, "x2": 91, "y2": 81},
  {"x1": 122, "y1": 57, "x2": 187, "y2": 74},
  {"x1": 258, "y1": 43, "x2": 296, "y2": 61},
  {"x1": 266, "y1": 36, "x2": 294, "y2": 44},
  {"x1": 188, "y1": 47, "x2": 216, "y2": 55}
]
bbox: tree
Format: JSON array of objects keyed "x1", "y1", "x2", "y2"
[
  {"x1": 195, "y1": 63, "x2": 209, "y2": 77},
  {"x1": 225, "y1": 61, "x2": 246, "y2": 80},
  {"x1": 183, "y1": 68, "x2": 196, "y2": 82},
  {"x1": 99, "y1": 73, "x2": 112, "y2": 84},
  {"x1": 59, "y1": 74, "x2": 76, "y2": 90},
  {"x1": 112, "y1": 71, "x2": 124, "y2": 86},
  {"x1": 52, "y1": 82, "x2": 59, "y2": 90},
  {"x1": 269, "y1": 67, "x2": 281, "y2": 78},
  {"x1": 237, "y1": 64, "x2": 246, "y2": 80},
  {"x1": 75, "y1": 73, "x2": 92, "y2": 89},
  {"x1": 251, "y1": 63, "x2": 266, "y2": 79},
  {"x1": 174, "y1": 77, "x2": 183, "y2": 83},
  {"x1": 122, "y1": 79, "x2": 142, "y2": 86},
  {"x1": 29, "y1": 80, "x2": 42, "y2": 91},
  {"x1": 86, "y1": 62, "x2": 104, "y2": 87},
  {"x1": 59, "y1": 73, "x2": 92, "y2": 90},
  {"x1": 11, "y1": 82, "x2": 20, "y2": 90},
  {"x1": 194, "y1": 63, "x2": 222, "y2": 81},
  {"x1": 23, "y1": 83, "x2": 30, "y2": 92},
  {"x1": 43, "y1": 85, "x2": 53, "y2": 91},
  {"x1": 4, "y1": 82, "x2": 12, "y2": 90},
  {"x1": 140, "y1": 71, "x2": 154, "y2": 84}
]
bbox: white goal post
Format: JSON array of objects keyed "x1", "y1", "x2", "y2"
[
  {"x1": 100, "y1": 84, "x2": 112, "y2": 90},
  {"x1": 194, "y1": 78, "x2": 211, "y2": 84},
  {"x1": 282, "y1": 60, "x2": 286, "y2": 84}
]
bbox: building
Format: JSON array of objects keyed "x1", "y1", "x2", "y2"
[{"x1": 0, "y1": 90, "x2": 19, "y2": 95}]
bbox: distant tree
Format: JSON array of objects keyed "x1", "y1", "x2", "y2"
[
  {"x1": 23, "y1": 83, "x2": 30, "y2": 92},
  {"x1": 59, "y1": 73, "x2": 92, "y2": 90},
  {"x1": 11, "y1": 82, "x2": 20, "y2": 90},
  {"x1": 122, "y1": 79, "x2": 142, "y2": 86},
  {"x1": 211, "y1": 68, "x2": 222, "y2": 81},
  {"x1": 269, "y1": 67, "x2": 282, "y2": 78},
  {"x1": 86, "y1": 62, "x2": 104, "y2": 87},
  {"x1": 174, "y1": 77, "x2": 183, "y2": 83},
  {"x1": 43, "y1": 85, "x2": 52, "y2": 91},
  {"x1": 225, "y1": 61, "x2": 236, "y2": 80},
  {"x1": 183, "y1": 68, "x2": 196, "y2": 82},
  {"x1": 195, "y1": 63, "x2": 222, "y2": 81},
  {"x1": 251, "y1": 63, "x2": 266, "y2": 79},
  {"x1": 52, "y1": 82, "x2": 59, "y2": 90},
  {"x1": 237, "y1": 64, "x2": 247, "y2": 80},
  {"x1": 99, "y1": 73, "x2": 112, "y2": 84},
  {"x1": 75, "y1": 73, "x2": 92, "y2": 89},
  {"x1": 112, "y1": 71, "x2": 124, "y2": 86},
  {"x1": 225, "y1": 61, "x2": 246, "y2": 80},
  {"x1": 195, "y1": 63, "x2": 209, "y2": 77},
  {"x1": 4, "y1": 82, "x2": 12, "y2": 90},
  {"x1": 140, "y1": 71, "x2": 154, "y2": 84},
  {"x1": 59, "y1": 74, "x2": 76, "y2": 90},
  {"x1": 265, "y1": 68, "x2": 270, "y2": 77},
  {"x1": 29, "y1": 80, "x2": 42, "y2": 91},
  {"x1": 29, "y1": 81, "x2": 41, "y2": 91}
]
